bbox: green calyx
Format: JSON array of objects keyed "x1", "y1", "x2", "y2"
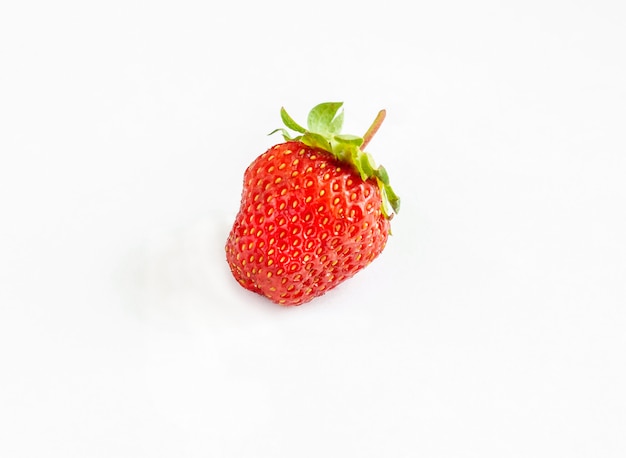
[{"x1": 269, "y1": 102, "x2": 400, "y2": 219}]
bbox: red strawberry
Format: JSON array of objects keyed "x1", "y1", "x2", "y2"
[{"x1": 225, "y1": 102, "x2": 400, "y2": 306}]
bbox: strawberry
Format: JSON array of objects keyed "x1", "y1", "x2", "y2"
[{"x1": 225, "y1": 102, "x2": 400, "y2": 306}]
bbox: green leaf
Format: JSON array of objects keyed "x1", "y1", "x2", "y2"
[
  {"x1": 384, "y1": 184, "x2": 401, "y2": 213},
  {"x1": 375, "y1": 165, "x2": 390, "y2": 185},
  {"x1": 301, "y1": 131, "x2": 332, "y2": 152},
  {"x1": 268, "y1": 128, "x2": 295, "y2": 141},
  {"x1": 280, "y1": 107, "x2": 306, "y2": 133},
  {"x1": 365, "y1": 152, "x2": 377, "y2": 170},
  {"x1": 380, "y1": 187, "x2": 393, "y2": 219},
  {"x1": 307, "y1": 102, "x2": 344, "y2": 134},
  {"x1": 333, "y1": 134, "x2": 363, "y2": 146},
  {"x1": 329, "y1": 110, "x2": 344, "y2": 134},
  {"x1": 358, "y1": 153, "x2": 375, "y2": 178}
]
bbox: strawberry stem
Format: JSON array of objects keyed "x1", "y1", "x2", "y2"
[{"x1": 361, "y1": 109, "x2": 386, "y2": 150}]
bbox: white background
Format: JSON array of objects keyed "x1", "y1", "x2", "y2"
[{"x1": 1, "y1": 1, "x2": 625, "y2": 457}]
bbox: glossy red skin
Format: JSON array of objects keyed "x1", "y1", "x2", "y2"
[{"x1": 225, "y1": 141, "x2": 390, "y2": 305}]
